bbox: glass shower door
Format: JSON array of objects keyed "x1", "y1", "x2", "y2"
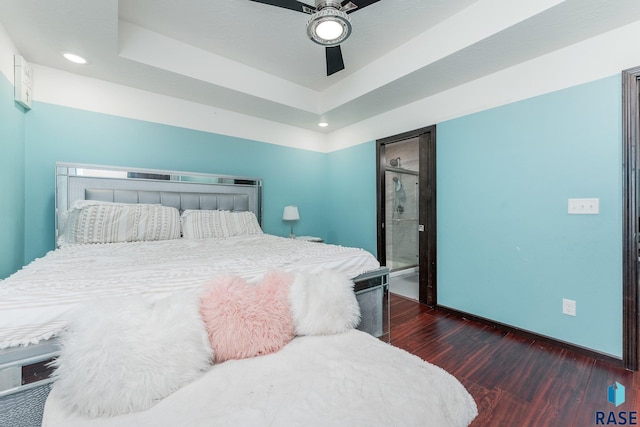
[{"x1": 385, "y1": 169, "x2": 419, "y2": 271}]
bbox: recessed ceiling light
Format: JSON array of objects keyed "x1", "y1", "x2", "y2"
[
  {"x1": 318, "y1": 122, "x2": 329, "y2": 128},
  {"x1": 62, "y1": 52, "x2": 87, "y2": 64}
]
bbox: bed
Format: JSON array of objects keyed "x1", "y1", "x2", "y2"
[{"x1": 0, "y1": 163, "x2": 477, "y2": 427}]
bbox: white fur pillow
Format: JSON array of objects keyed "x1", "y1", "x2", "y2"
[
  {"x1": 50, "y1": 294, "x2": 213, "y2": 418},
  {"x1": 288, "y1": 269, "x2": 361, "y2": 336}
]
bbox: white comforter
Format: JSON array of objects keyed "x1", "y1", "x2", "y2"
[
  {"x1": 0, "y1": 235, "x2": 379, "y2": 349},
  {"x1": 43, "y1": 330, "x2": 478, "y2": 427}
]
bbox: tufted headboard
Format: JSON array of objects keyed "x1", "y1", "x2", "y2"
[
  {"x1": 82, "y1": 189, "x2": 251, "y2": 212},
  {"x1": 55, "y1": 163, "x2": 262, "y2": 242}
]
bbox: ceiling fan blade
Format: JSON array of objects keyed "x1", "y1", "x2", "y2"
[
  {"x1": 249, "y1": 0, "x2": 313, "y2": 14},
  {"x1": 344, "y1": 0, "x2": 380, "y2": 13},
  {"x1": 326, "y1": 46, "x2": 345, "y2": 76}
]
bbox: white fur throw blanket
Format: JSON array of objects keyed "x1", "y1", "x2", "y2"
[
  {"x1": 49, "y1": 294, "x2": 213, "y2": 418},
  {"x1": 44, "y1": 330, "x2": 477, "y2": 427},
  {"x1": 49, "y1": 269, "x2": 364, "y2": 418},
  {"x1": 46, "y1": 269, "x2": 477, "y2": 425}
]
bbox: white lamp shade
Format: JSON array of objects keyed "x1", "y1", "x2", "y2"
[{"x1": 282, "y1": 206, "x2": 300, "y2": 221}]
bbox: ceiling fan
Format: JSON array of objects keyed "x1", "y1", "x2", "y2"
[{"x1": 249, "y1": 0, "x2": 380, "y2": 76}]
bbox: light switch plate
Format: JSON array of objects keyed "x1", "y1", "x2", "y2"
[{"x1": 568, "y1": 198, "x2": 599, "y2": 214}]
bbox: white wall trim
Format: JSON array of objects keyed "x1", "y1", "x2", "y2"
[
  {"x1": 321, "y1": 0, "x2": 565, "y2": 112},
  {"x1": 8, "y1": 19, "x2": 640, "y2": 154},
  {"x1": 326, "y1": 19, "x2": 640, "y2": 152},
  {"x1": 31, "y1": 64, "x2": 329, "y2": 152},
  {"x1": 119, "y1": 21, "x2": 321, "y2": 114},
  {"x1": 0, "y1": 23, "x2": 19, "y2": 88}
]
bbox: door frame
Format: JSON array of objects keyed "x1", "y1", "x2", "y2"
[
  {"x1": 622, "y1": 66, "x2": 639, "y2": 371},
  {"x1": 376, "y1": 125, "x2": 437, "y2": 305}
]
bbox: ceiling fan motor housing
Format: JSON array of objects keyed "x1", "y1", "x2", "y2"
[{"x1": 316, "y1": 0, "x2": 342, "y2": 9}]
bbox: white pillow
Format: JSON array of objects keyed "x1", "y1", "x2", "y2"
[
  {"x1": 288, "y1": 269, "x2": 361, "y2": 336},
  {"x1": 61, "y1": 201, "x2": 180, "y2": 246},
  {"x1": 50, "y1": 294, "x2": 213, "y2": 418},
  {"x1": 181, "y1": 210, "x2": 262, "y2": 239},
  {"x1": 135, "y1": 204, "x2": 180, "y2": 241}
]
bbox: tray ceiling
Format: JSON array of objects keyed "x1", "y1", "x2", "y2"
[{"x1": 2, "y1": 0, "x2": 640, "y2": 132}]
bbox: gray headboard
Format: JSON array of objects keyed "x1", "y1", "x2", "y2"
[{"x1": 55, "y1": 163, "x2": 262, "y2": 241}]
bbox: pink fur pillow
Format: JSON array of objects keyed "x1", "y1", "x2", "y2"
[{"x1": 200, "y1": 271, "x2": 295, "y2": 363}]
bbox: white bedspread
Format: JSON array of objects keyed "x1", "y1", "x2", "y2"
[
  {"x1": 0, "y1": 235, "x2": 379, "y2": 349},
  {"x1": 42, "y1": 330, "x2": 478, "y2": 427}
]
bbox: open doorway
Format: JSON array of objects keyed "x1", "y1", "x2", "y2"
[{"x1": 376, "y1": 126, "x2": 436, "y2": 305}]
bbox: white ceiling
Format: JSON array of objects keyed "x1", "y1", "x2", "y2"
[{"x1": 2, "y1": 0, "x2": 640, "y2": 132}]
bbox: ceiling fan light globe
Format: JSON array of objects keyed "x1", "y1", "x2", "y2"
[
  {"x1": 315, "y1": 20, "x2": 344, "y2": 41},
  {"x1": 306, "y1": 8, "x2": 351, "y2": 46}
]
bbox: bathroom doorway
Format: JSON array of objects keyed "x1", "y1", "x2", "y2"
[{"x1": 376, "y1": 126, "x2": 436, "y2": 305}]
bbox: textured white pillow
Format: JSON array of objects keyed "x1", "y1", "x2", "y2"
[
  {"x1": 288, "y1": 269, "x2": 361, "y2": 336},
  {"x1": 181, "y1": 210, "x2": 263, "y2": 239},
  {"x1": 61, "y1": 201, "x2": 180, "y2": 246},
  {"x1": 135, "y1": 205, "x2": 180, "y2": 240},
  {"x1": 50, "y1": 294, "x2": 213, "y2": 418}
]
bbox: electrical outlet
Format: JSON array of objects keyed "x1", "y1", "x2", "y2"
[{"x1": 562, "y1": 299, "x2": 576, "y2": 316}]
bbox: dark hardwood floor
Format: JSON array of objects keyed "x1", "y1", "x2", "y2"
[{"x1": 389, "y1": 293, "x2": 640, "y2": 427}]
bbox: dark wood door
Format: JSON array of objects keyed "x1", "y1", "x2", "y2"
[{"x1": 377, "y1": 125, "x2": 437, "y2": 305}]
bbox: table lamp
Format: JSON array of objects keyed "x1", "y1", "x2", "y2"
[{"x1": 282, "y1": 206, "x2": 300, "y2": 238}]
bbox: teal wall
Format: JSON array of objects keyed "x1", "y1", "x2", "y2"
[
  {"x1": 23, "y1": 103, "x2": 329, "y2": 262},
  {"x1": 0, "y1": 73, "x2": 26, "y2": 279},
  {"x1": 21, "y1": 103, "x2": 382, "y2": 263},
  {"x1": 437, "y1": 76, "x2": 623, "y2": 357},
  {"x1": 2, "y1": 71, "x2": 625, "y2": 357},
  {"x1": 326, "y1": 141, "x2": 378, "y2": 255}
]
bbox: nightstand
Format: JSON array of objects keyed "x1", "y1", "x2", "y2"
[{"x1": 294, "y1": 235, "x2": 324, "y2": 243}]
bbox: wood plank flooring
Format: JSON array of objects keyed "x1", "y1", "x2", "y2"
[{"x1": 389, "y1": 294, "x2": 640, "y2": 427}]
